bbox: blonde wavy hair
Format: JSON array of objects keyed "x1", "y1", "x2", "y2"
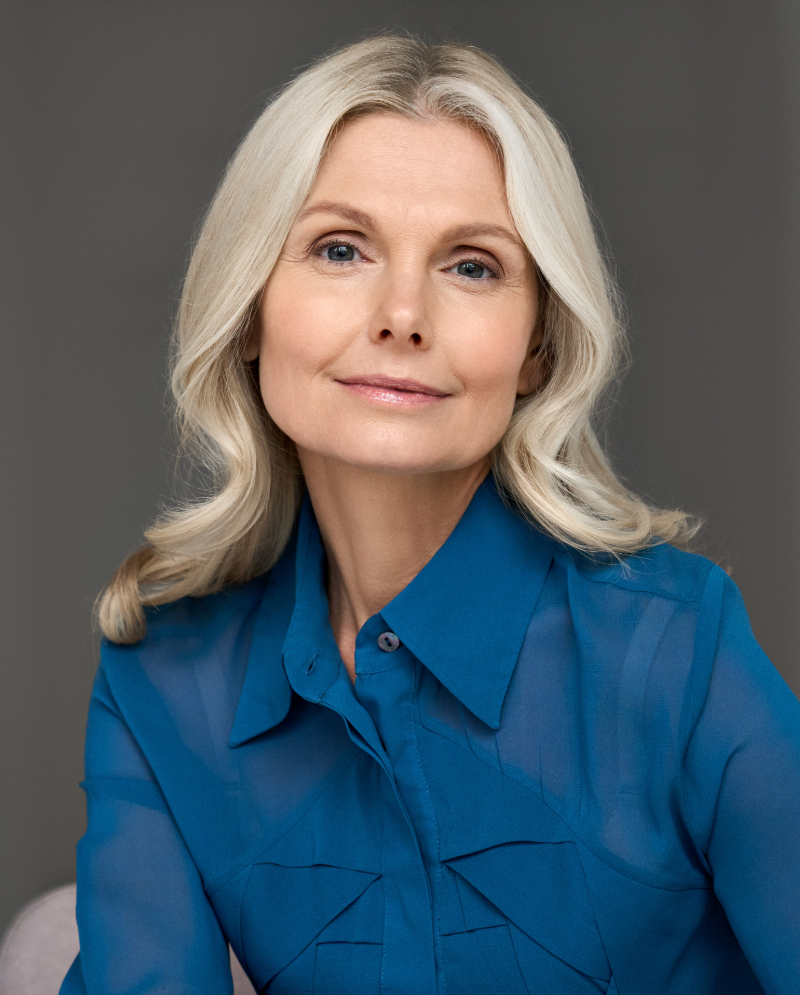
[{"x1": 98, "y1": 34, "x2": 695, "y2": 644}]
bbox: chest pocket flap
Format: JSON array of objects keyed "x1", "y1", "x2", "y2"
[
  {"x1": 445, "y1": 839, "x2": 610, "y2": 983},
  {"x1": 241, "y1": 860, "x2": 381, "y2": 989},
  {"x1": 239, "y1": 769, "x2": 383, "y2": 991},
  {"x1": 419, "y1": 728, "x2": 610, "y2": 983}
]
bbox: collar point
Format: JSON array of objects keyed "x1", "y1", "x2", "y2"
[
  {"x1": 228, "y1": 689, "x2": 293, "y2": 748},
  {"x1": 477, "y1": 712, "x2": 502, "y2": 732},
  {"x1": 461, "y1": 696, "x2": 503, "y2": 731}
]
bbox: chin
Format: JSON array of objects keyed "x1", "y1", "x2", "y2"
[
  {"x1": 330, "y1": 442, "x2": 487, "y2": 477},
  {"x1": 292, "y1": 423, "x2": 494, "y2": 477},
  {"x1": 337, "y1": 451, "x2": 460, "y2": 476}
]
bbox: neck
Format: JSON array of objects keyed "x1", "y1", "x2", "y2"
[{"x1": 297, "y1": 450, "x2": 490, "y2": 680}]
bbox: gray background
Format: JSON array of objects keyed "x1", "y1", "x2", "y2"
[{"x1": 2, "y1": 0, "x2": 799, "y2": 936}]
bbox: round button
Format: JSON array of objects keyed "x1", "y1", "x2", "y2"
[{"x1": 377, "y1": 631, "x2": 401, "y2": 653}]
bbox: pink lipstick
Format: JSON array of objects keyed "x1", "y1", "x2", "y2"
[{"x1": 336, "y1": 375, "x2": 449, "y2": 407}]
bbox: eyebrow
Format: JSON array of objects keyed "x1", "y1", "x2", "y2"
[
  {"x1": 442, "y1": 222, "x2": 525, "y2": 250},
  {"x1": 295, "y1": 201, "x2": 525, "y2": 251},
  {"x1": 295, "y1": 201, "x2": 375, "y2": 229}
]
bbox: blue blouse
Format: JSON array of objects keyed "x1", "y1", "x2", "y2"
[{"x1": 61, "y1": 476, "x2": 800, "y2": 995}]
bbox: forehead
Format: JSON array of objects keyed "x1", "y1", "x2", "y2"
[{"x1": 308, "y1": 112, "x2": 512, "y2": 228}]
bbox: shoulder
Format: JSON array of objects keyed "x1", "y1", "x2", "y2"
[
  {"x1": 102, "y1": 574, "x2": 269, "y2": 670},
  {"x1": 97, "y1": 536, "x2": 297, "y2": 713},
  {"x1": 95, "y1": 577, "x2": 265, "y2": 723},
  {"x1": 91, "y1": 563, "x2": 295, "y2": 767},
  {"x1": 548, "y1": 541, "x2": 732, "y2": 706},
  {"x1": 97, "y1": 542, "x2": 295, "y2": 726},
  {"x1": 556, "y1": 539, "x2": 721, "y2": 607},
  {"x1": 543, "y1": 541, "x2": 736, "y2": 727},
  {"x1": 546, "y1": 541, "x2": 790, "y2": 767},
  {"x1": 144, "y1": 575, "x2": 269, "y2": 641}
]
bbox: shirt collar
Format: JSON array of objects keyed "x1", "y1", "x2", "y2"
[
  {"x1": 229, "y1": 473, "x2": 554, "y2": 746},
  {"x1": 380, "y1": 474, "x2": 554, "y2": 728}
]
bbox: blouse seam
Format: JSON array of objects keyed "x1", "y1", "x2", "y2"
[
  {"x1": 417, "y1": 715, "x2": 711, "y2": 895},
  {"x1": 206, "y1": 750, "x2": 361, "y2": 898},
  {"x1": 409, "y1": 662, "x2": 447, "y2": 995},
  {"x1": 98, "y1": 669, "x2": 207, "y2": 887},
  {"x1": 317, "y1": 667, "x2": 346, "y2": 704},
  {"x1": 569, "y1": 570, "x2": 705, "y2": 605},
  {"x1": 677, "y1": 565, "x2": 726, "y2": 866},
  {"x1": 124, "y1": 577, "x2": 268, "y2": 642},
  {"x1": 559, "y1": 548, "x2": 713, "y2": 605},
  {"x1": 378, "y1": 794, "x2": 389, "y2": 994}
]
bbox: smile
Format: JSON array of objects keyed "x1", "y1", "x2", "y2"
[{"x1": 335, "y1": 375, "x2": 450, "y2": 407}]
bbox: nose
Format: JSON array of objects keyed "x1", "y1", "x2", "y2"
[
  {"x1": 367, "y1": 269, "x2": 431, "y2": 349},
  {"x1": 377, "y1": 326, "x2": 423, "y2": 346}
]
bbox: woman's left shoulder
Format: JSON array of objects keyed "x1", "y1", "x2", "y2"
[
  {"x1": 548, "y1": 540, "x2": 754, "y2": 710},
  {"x1": 548, "y1": 538, "x2": 800, "y2": 749},
  {"x1": 560, "y1": 539, "x2": 722, "y2": 608}
]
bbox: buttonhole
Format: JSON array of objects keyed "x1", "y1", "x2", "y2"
[{"x1": 305, "y1": 656, "x2": 317, "y2": 676}]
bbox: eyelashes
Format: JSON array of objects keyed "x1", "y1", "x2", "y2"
[
  {"x1": 314, "y1": 237, "x2": 363, "y2": 263},
  {"x1": 311, "y1": 236, "x2": 501, "y2": 279}
]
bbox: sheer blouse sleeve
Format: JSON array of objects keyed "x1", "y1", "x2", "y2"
[
  {"x1": 59, "y1": 661, "x2": 233, "y2": 995},
  {"x1": 682, "y1": 571, "x2": 800, "y2": 994}
]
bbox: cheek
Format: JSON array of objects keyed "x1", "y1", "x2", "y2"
[
  {"x1": 257, "y1": 275, "x2": 355, "y2": 406},
  {"x1": 256, "y1": 274, "x2": 374, "y2": 450},
  {"x1": 260, "y1": 293, "x2": 333, "y2": 378},
  {"x1": 450, "y1": 316, "x2": 530, "y2": 405},
  {"x1": 256, "y1": 288, "x2": 318, "y2": 435}
]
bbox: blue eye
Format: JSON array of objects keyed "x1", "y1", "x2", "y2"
[
  {"x1": 457, "y1": 261, "x2": 487, "y2": 279},
  {"x1": 326, "y1": 244, "x2": 355, "y2": 261}
]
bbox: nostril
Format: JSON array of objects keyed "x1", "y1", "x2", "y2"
[
  {"x1": 411, "y1": 333, "x2": 421, "y2": 344},
  {"x1": 379, "y1": 329, "x2": 391, "y2": 340}
]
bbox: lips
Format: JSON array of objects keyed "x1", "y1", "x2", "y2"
[
  {"x1": 335, "y1": 374, "x2": 450, "y2": 407},
  {"x1": 336, "y1": 375, "x2": 449, "y2": 396}
]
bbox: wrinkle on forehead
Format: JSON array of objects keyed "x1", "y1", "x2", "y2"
[
  {"x1": 299, "y1": 113, "x2": 517, "y2": 242},
  {"x1": 297, "y1": 200, "x2": 524, "y2": 252}
]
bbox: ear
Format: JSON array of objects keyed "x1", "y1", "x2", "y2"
[
  {"x1": 242, "y1": 304, "x2": 262, "y2": 362},
  {"x1": 516, "y1": 323, "x2": 546, "y2": 397}
]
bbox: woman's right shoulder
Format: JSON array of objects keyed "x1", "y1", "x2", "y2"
[
  {"x1": 95, "y1": 541, "x2": 298, "y2": 739},
  {"x1": 91, "y1": 565, "x2": 294, "y2": 756},
  {"x1": 97, "y1": 572, "x2": 275, "y2": 695}
]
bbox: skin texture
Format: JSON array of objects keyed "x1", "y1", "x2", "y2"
[{"x1": 246, "y1": 112, "x2": 543, "y2": 678}]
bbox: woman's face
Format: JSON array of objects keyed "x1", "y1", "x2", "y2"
[{"x1": 248, "y1": 111, "x2": 542, "y2": 475}]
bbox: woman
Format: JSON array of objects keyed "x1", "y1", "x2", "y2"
[{"x1": 61, "y1": 35, "x2": 800, "y2": 995}]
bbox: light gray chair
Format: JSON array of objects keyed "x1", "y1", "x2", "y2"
[{"x1": 0, "y1": 884, "x2": 256, "y2": 995}]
